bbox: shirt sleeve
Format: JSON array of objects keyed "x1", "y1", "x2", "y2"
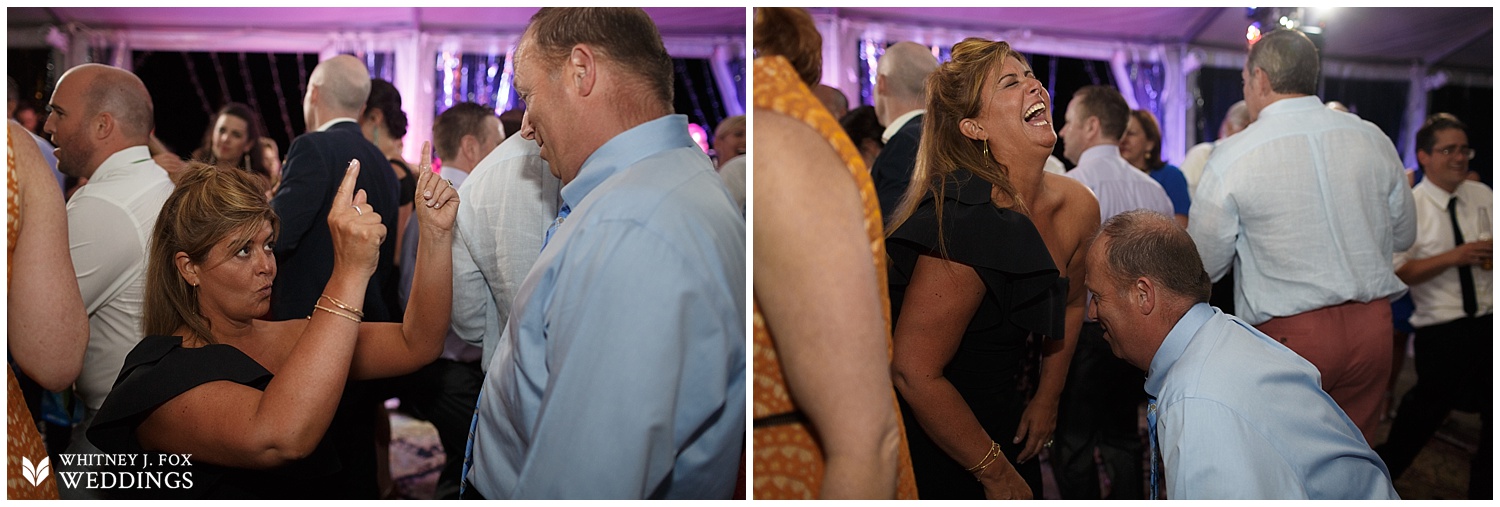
[
  {"x1": 67, "y1": 195, "x2": 145, "y2": 313},
  {"x1": 270, "y1": 137, "x2": 332, "y2": 254},
  {"x1": 1160, "y1": 398, "x2": 1305, "y2": 499},
  {"x1": 1188, "y1": 159, "x2": 1239, "y2": 281},
  {"x1": 1387, "y1": 167, "x2": 1417, "y2": 253},
  {"x1": 513, "y1": 220, "x2": 740, "y2": 498},
  {"x1": 450, "y1": 205, "x2": 492, "y2": 350}
]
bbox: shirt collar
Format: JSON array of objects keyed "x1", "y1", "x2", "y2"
[
  {"x1": 1412, "y1": 178, "x2": 1453, "y2": 207},
  {"x1": 560, "y1": 114, "x2": 698, "y2": 209},
  {"x1": 882, "y1": 109, "x2": 925, "y2": 143},
  {"x1": 1145, "y1": 302, "x2": 1215, "y2": 398},
  {"x1": 1254, "y1": 95, "x2": 1323, "y2": 121},
  {"x1": 90, "y1": 145, "x2": 154, "y2": 182},
  {"x1": 1078, "y1": 144, "x2": 1123, "y2": 168},
  {"x1": 316, "y1": 117, "x2": 359, "y2": 132}
]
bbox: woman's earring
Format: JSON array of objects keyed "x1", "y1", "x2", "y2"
[{"x1": 983, "y1": 142, "x2": 991, "y2": 161}]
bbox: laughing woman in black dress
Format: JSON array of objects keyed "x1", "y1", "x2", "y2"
[{"x1": 885, "y1": 38, "x2": 1099, "y2": 500}]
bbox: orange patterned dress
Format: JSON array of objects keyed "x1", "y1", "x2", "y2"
[
  {"x1": 8, "y1": 126, "x2": 61, "y2": 499},
  {"x1": 751, "y1": 55, "x2": 918, "y2": 500}
]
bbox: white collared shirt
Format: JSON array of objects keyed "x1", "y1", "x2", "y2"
[
  {"x1": 1065, "y1": 144, "x2": 1174, "y2": 222},
  {"x1": 881, "y1": 109, "x2": 925, "y2": 143},
  {"x1": 1189, "y1": 96, "x2": 1417, "y2": 325},
  {"x1": 314, "y1": 117, "x2": 359, "y2": 132},
  {"x1": 1397, "y1": 179, "x2": 1493, "y2": 326},
  {"x1": 66, "y1": 145, "x2": 175, "y2": 410}
]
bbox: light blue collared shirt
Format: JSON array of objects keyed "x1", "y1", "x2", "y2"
[
  {"x1": 1189, "y1": 95, "x2": 1416, "y2": 324},
  {"x1": 466, "y1": 115, "x2": 746, "y2": 499},
  {"x1": 1146, "y1": 303, "x2": 1399, "y2": 499}
]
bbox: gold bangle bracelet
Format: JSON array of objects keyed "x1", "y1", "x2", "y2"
[
  {"x1": 965, "y1": 441, "x2": 1002, "y2": 473},
  {"x1": 320, "y1": 294, "x2": 365, "y2": 318},
  {"x1": 312, "y1": 304, "x2": 361, "y2": 323}
]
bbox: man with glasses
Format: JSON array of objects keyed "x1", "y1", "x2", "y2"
[
  {"x1": 1188, "y1": 28, "x2": 1416, "y2": 443},
  {"x1": 1376, "y1": 113, "x2": 1491, "y2": 499}
]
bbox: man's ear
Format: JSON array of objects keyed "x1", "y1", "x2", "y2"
[
  {"x1": 1135, "y1": 277, "x2": 1155, "y2": 315},
  {"x1": 1249, "y1": 67, "x2": 1270, "y2": 96},
  {"x1": 94, "y1": 112, "x2": 116, "y2": 142},
  {"x1": 460, "y1": 134, "x2": 479, "y2": 162},
  {"x1": 569, "y1": 44, "x2": 597, "y2": 98},
  {"x1": 1085, "y1": 115, "x2": 1102, "y2": 140},
  {"x1": 875, "y1": 74, "x2": 888, "y2": 95}
]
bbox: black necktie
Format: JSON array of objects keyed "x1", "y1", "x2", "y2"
[{"x1": 1448, "y1": 197, "x2": 1478, "y2": 317}]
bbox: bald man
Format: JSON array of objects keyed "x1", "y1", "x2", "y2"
[
  {"x1": 44, "y1": 63, "x2": 175, "y2": 499},
  {"x1": 267, "y1": 56, "x2": 401, "y2": 498},
  {"x1": 270, "y1": 54, "x2": 401, "y2": 324},
  {"x1": 1180, "y1": 100, "x2": 1250, "y2": 196},
  {"x1": 870, "y1": 41, "x2": 938, "y2": 218}
]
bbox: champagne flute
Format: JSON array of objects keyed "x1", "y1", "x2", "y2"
[{"x1": 1478, "y1": 206, "x2": 1492, "y2": 271}]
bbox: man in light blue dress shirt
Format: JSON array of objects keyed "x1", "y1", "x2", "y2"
[
  {"x1": 1086, "y1": 210, "x2": 1397, "y2": 500},
  {"x1": 463, "y1": 8, "x2": 745, "y2": 499}
]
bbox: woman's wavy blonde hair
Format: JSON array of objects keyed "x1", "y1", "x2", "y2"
[
  {"x1": 143, "y1": 162, "x2": 279, "y2": 343},
  {"x1": 886, "y1": 38, "x2": 1032, "y2": 243}
]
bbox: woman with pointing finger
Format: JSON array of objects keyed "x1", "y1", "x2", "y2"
[{"x1": 87, "y1": 143, "x2": 459, "y2": 499}]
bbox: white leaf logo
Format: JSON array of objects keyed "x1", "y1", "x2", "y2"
[{"x1": 20, "y1": 456, "x2": 50, "y2": 487}]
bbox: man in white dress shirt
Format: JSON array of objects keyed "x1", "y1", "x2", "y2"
[
  {"x1": 1053, "y1": 83, "x2": 1172, "y2": 500},
  {"x1": 1187, "y1": 28, "x2": 1416, "y2": 442},
  {"x1": 1376, "y1": 113, "x2": 1491, "y2": 498},
  {"x1": 44, "y1": 63, "x2": 175, "y2": 498}
]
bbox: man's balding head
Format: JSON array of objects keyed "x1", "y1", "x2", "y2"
[
  {"x1": 519, "y1": 8, "x2": 675, "y2": 114},
  {"x1": 45, "y1": 64, "x2": 155, "y2": 178},
  {"x1": 875, "y1": 41, "x2": 938, "y2": 126},
  {"x1": 1221, "y1": 100, "x2": 1250, "y2": 139},
  {"x1": 305, "y1": 55, "x2": 372, "y2": 126},
  {"x1": 69, "y1": 64, "x2": 154, "y2": 141},
  {"x1": 1095, "y1": 210, "x2": 1211, "y2": 305}
]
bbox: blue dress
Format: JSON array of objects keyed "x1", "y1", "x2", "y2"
[{"x1": 1149, "y1": 163, "x2": 1192, "y2": 216}]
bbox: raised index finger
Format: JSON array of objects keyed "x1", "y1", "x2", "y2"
[
  {"x1": 332, "y1": 159, "x2": 361, "y2": 208},
  {"x1": 419, "y1": 141, "x2": 433, "y2": 171}
]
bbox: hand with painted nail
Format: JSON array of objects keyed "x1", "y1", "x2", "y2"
[
  {"x1": 328, "y1": 159, "x2": 385, "y2": 278},
  {"x1": 412, "y1": 141, "x2": 459, "y2": 234}
]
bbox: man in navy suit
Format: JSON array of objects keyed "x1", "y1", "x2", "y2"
[
  {"x1": 268, "y1": 55, "x2": 403, "y2": 498},
  {"x1": 271, "y1": 54, "x2": 401, "y2": 324},
  {"x1": 869, "y1": 41, "x2": 938, "y2": 219}
]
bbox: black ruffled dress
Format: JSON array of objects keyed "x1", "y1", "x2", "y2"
[
  {"x1": 886, "y1": 169, "x2": 1067, "y2": 499},
  {"x1": 88, "y1": 336, "x2": 355, "y2": 499}
]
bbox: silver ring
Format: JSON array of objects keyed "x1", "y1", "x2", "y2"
[
  {"x1": 1044, "y1": 440, "x2": 1054, "y2": 448},
  {"x1": 445, "y1": 179, "x2": 453, "y2": 187},
  {"x1": 353, "y1": 205, "x2": 363, "y2": 216}
]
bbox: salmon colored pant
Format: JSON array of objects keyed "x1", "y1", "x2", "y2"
[{"x1": 1255, "y1": 299, "x2": 1393, "y2": 444}]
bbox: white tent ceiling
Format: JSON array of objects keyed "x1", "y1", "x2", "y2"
[
  {"x1": 7, "y1": 7, "x2": 746, "y2": 163},
  {"x1": 812, "y1": 7, "x2": 1491, "y2": 71},
  {"x1": 8, "y1": 7, "x2": 746, "y2": 38}
]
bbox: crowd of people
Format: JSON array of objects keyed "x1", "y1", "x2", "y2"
[
  {"x1": 7, "y1": 7, "x2": 746, "y2": 500},
  {"x1": 751, "y1": 7, "x2": 1489, "y2": 500}
]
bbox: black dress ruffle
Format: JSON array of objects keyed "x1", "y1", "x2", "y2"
[
  {"x1": 886, "y1": 169, "x2": 1068, "y2": 499},
  {"x1": 88, "y1": 336, "x2": 346, "y2": 499}
]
